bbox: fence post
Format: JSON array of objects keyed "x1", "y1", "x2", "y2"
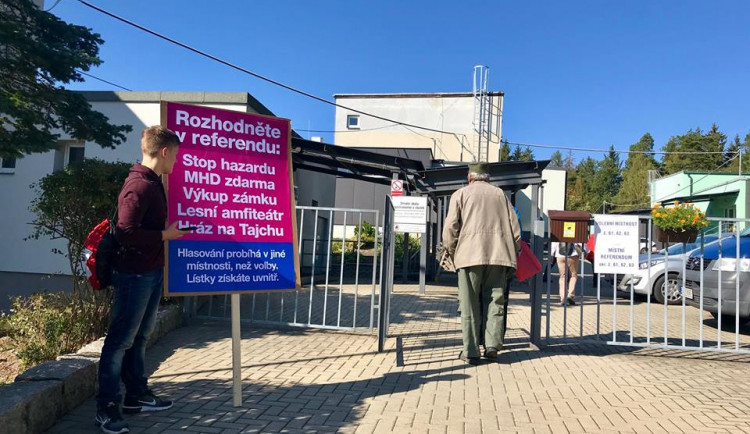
[
  {"x1": 379, "y1": 197, "x2": 395, "y2": 353},
  {"x1": 529, "y1": 182, "x2": 544, "y2": 347}
]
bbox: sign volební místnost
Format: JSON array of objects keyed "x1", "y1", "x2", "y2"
[{"x1": 593, "y1": 214, "x2": 639, "y2": 274}]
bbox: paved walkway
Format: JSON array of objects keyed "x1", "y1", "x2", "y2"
[{"x1": 49, "y1": 283, "x2": 750, "y2": 433}]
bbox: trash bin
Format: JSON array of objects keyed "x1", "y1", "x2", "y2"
[{"x1": 548, "y1": 210, "x2": 591, "y2": 243}]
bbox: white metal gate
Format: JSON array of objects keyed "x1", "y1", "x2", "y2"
[
  {"x1": 192, "y1": 206, "x2": 389, "y2": 332},
  {"x1": 542, "y1": 216, "x2": 750, "y2": 355}
]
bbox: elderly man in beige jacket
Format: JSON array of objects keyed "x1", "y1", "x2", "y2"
[{"x1": 442, "y1": 162, "x2": 521, "y2": 365}]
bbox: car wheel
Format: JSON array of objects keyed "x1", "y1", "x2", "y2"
[
  {"x1": 640, "y1": 247, "x2": 648, "y2": 254},
  {"x1": 652, "y1": 273, "x2": 682, "y2": 305}
]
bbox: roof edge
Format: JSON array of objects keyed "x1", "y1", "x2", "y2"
[
  {"x1": 77, "y1": 91, "x2": 275, "y2": 117},
  {"x1": 333, "y1": 91, "x2": 504, "y2": 99}
]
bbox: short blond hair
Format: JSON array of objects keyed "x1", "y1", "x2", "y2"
[{"x1": 141, "y1": 126, "x2": 180, "y2": 157}]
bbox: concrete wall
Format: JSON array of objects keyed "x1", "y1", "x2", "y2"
[
  {"x1": 333, "y1": 93, "x2": 503, "y2": 163},
  {"x1": 515, "y1": 168, "x2": 567, "y2": 231}
]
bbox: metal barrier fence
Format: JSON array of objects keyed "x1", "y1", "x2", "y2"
[
  {"x1": 543, "y1": 216, "x2": 750, "y2": 354},
  {"x1": 378, "y1": 197, "x2": 395, "y2": 352},
  {"x1": 192, "y1": 206, "x2": 386, "y2": 332}
]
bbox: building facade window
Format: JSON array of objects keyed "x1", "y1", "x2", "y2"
[
  {"x1": 346, "y1": 115, "x2": 360, "y2": 129},
  {"x1": 0, "y1": 157, "x2": 16, "y2": 174},
  {"x1": 65, "y1": 144, "x2": 85, "y2": 166},
  {"x1": 54, "y1": 140, "x2": 85, "y2": 171},
  {"x1": 724, "y1": 206, "x2": 737, "y2": 233}
]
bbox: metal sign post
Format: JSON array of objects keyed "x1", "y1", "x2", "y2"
[{"x1": 231, "y1": 293, "x2": 242, "y2": 407}]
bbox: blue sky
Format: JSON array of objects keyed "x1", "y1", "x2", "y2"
[{"x1": 54, "y1": 0, "x2": 750, "y2": 163}]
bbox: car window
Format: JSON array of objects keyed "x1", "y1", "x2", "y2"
[{"x1": 658, "y1": 236, "x2": 720, "y2": 255}]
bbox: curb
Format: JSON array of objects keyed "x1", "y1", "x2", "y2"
[{"x1": 0, "y1": 302, "x2": 183, "y2": 434}]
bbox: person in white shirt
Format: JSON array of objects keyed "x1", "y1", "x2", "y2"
[{"x1": 550, "y1": 242, "x2": 588, "y2": 306}]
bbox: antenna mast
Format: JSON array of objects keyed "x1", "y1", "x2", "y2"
[{"x1": 472, "y1": 65, "x2": 493, "y2": 162}]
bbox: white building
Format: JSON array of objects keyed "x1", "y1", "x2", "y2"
[
  {"x1": 333, "y1": 92, "x2": 504, "y2": 163},
  {"x1": 332, "y1": 92, "x2": 565, "y2": 232},
  {"x1": 0, "y1": 91, "x2": 334, "y2": 310}
]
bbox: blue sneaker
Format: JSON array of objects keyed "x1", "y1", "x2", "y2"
[
  {"x1": 95, "y1": 401, "x2": 129, "y2": 434},
  {"x1": 122, "y1": 390, "x2": 173, "y2": 413}
]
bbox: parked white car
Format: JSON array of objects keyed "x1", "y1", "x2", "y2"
[
  {"x1": 616, "y1": 235, "x2": 725, "y2": 304},
  {"x1": 639, "y1": 237, "x2": 658, "y2": 254}
]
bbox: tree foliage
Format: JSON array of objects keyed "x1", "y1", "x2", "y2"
[
  {"x1": 499, "y1": 140, "x2": 511, "y2": 162},
  {"x1": 661, "y1": 125, "x2": 725, "y2": 174},
  {"x1": 567, "y1": 157, "x2": 597, "y2": 212},
  {"x1": 612, "y1": 133, "x2": 657, "y2": 212},
  {"x1": 509, "y1": 144, "x2": 534, "y2": 162},
  {"x1": 28, "y1": 159, "x2": 131, "y2": 292},
  {"x1": 591, "y1": 146, "x2": 622, "y2": 211},
  {"x1": 549, "y1": 150, "x2": 563, "y2": 167},
  {"x1": 0, "y1": 0, "x2": 131, "y2": 159},
  {"x1": 563, "y1": 126, "x2": 747, "y2": 213},
  {"x1": 724, "y1": 133, "x2": 750, "y2": 174}
]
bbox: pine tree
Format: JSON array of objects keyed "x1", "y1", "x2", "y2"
[
  {"x1": 725, "y1": 135, "x2": 742, "y2": 174},
  {"x1": 510, "y1": 145, "x2": 524, "y2": 161},
  {"x1": 520, "y1": 146, "x2": 535, "y2": 162},
  {"x1": 661, "y1": 125, "x2": 726, "y2": 174},
  {"x1": 613, "y1": 133, "x2": 657, "y2": 211},
  {"x1": 499, "y1": 140, "x2": 511, "y2": 161},
  {"x1": 563, "y1": 150, "x2": 576, "y2": 171},
  {"x1": 568, "y1": 157, "x2": 597, "y2": 211},
  {"x1": 549, "y1": 151, "x2": 563, "y2": 167},
  {"x1": 591, "y1": 147, "x2": 622, "y2": 213}
]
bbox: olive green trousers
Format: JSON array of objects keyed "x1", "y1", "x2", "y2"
[{"x1": 458, "y1": 265, "x2": 511, "y2": 358}]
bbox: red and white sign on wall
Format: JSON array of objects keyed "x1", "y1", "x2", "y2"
[{"x1": 390, "y1": 180, "x2": 404, "y2": 196}]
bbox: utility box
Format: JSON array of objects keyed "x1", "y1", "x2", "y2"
[{"x1": 548, "y1": 210, "x2": 591, "y2": 243}]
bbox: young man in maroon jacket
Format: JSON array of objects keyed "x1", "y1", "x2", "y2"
[{"x1": 96, "y1": 126, "x2": 188, "y2": 434}]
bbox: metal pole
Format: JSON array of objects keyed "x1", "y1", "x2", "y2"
[
  {"x1": 353, "y1": 212, "x2": 362, "y2": 328},
  {"x1": 369, "y1": 210, "x2": 379, "y2": 331},
  {"x1": 337, "y1": 212, "x2": 347, "y2": 327},
  {"x1": 308, "y1": 210, "x2": 319, "y2": 325},
  {"x1": 529, "y1": 184, "x2": 543, "y2": 346},
  {"x1": 419, "y1": 197, "x2": 429, "y2": 294},
  {"x1": 294, "y1": 209, "x2": 304, "y2": 324},
  {"x1": 435, "y1": 197, "x2": 444, "y2": 282},
  {"x1": 402, "y1": 231, "x2": 409, "y2": 282},
  {"x1": 322, "y1": 210, "x2": 333, "y2": 326},
  {"x1": 231, "y1": 293, "x2": 242, "y2": 407}
]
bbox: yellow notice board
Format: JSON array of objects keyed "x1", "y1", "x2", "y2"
[{"x1": 563, "y1": 222, "x2": 576, "y2": 238}]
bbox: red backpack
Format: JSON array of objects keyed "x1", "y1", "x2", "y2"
[{"x1": 84, "y1": 216, "x2": 119, "y2": 290}]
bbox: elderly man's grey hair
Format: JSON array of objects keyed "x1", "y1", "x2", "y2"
[{"x1": 469, "y1": 172, "x2": 490, "y2": 182}]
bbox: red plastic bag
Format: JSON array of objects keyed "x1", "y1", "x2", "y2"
[
  {"x1": 515, "y1": 240, "x2": 542, "y2": 282},
  {"x1": 84, "y1": 219, "x2": 110, "y2": 290},
  {"x1": 586, "y1": 233, "x2": 596, "y2": 262}
]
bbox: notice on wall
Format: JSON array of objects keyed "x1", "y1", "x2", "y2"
[
  {"x1": 593, "y1": 214, "x2": 639, "y2": 274},
  {"x1": 393, "y1": 196, "x2": 427, "y2": 233},
  {"x1": 390, "y1": 180, "x2": 404, "y2": 197},
  {"x1": 163, "y1": 102, "x2": 300, "y2": 295}
]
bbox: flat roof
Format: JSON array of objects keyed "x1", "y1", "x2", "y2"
[
  {"x1": 78, "y1": 91, "x2": 276, "y2": 117},
  {"x1": 334, "y1": 91, "x2": 504, "y2": 99}
]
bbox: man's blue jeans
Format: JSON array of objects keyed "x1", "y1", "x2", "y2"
[{"x1": 98, "y1": 270, "x2": 163, "y2": 406}]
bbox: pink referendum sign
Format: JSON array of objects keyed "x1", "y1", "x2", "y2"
[{"x1": 163, "y1": 102, "x2": 300, "y2": 295}]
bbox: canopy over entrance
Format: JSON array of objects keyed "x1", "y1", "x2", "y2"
[{"x1": 291, "y1": 137, "x2": 550, "y2": 345}]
